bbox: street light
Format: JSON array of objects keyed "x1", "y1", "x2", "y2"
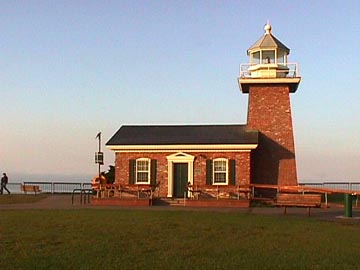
[{"x1": 95, "y1": 132, "x2": 103, "y2": 179}]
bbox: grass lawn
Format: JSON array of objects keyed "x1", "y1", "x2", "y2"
[{"x1": 1, "y1": 209, "x2": 360, "y2": 270}]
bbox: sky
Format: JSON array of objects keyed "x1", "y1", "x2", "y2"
[{"x1": 1, "y1": 1, "x2": 359, "y2": 183}]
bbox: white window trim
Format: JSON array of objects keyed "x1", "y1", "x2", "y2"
[
  {"x1": 213, "y1": 158, "x2": 228, "y2": 185},
  {"x1": 135, "y1": 158, "x2": 151, "y2": 184}
]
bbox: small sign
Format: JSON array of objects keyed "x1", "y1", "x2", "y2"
[{"x1": 95, "y1": 152, "x2": 104, "y2": 165}]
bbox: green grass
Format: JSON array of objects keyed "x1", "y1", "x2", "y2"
[
  {"x1": 1, "y1": 209, "x2": 360, "y2": 270},
  {"x1": 0, "y1": 194, "x2": 48, "y2": 204}
]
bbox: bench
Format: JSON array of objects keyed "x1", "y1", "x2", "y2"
[
  {"x1": 276, "y1": 193, "x2": 322, "y2": 216},
  {"x1": 21, "y1": 184, "x2": 41, "y2": 195}
]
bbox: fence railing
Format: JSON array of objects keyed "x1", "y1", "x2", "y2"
[
  {"x1": 6, "y1": 182, "x2": 92, "y2": 194},
  {"x1": 5, "y1": 181, "x2": 360, "y2": 195},
  {"x1": 239, "y1": 62, "x2": 299, "y2": 78},
  {"x1": 300, "y1": 182, "x2": 360, "y2": 192}
]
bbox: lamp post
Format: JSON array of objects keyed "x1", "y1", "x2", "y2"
[{"x1": 95, "y1": 132, "x2": 104, "y2": 180}]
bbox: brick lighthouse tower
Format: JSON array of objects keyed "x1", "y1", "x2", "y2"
[{"x1": 238, "y1": 23, "x2": 301, "y2": 187}]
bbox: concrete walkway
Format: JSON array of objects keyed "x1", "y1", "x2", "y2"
[
  {"x1": 0, "y1": 195, "x2": 84, "y2": 210},
  {"x1": 0, "y1": 194, "x2": 359, "y2": 222}
]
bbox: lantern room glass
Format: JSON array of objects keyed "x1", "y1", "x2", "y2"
[
  {"x1": 262, "y1": 51, "x2": 275, "y2": 64},
  {"x1": 251, "y1": 51, "x2": 260, "y2": 64},
  {"x1": 250, "y1": 49, "x2": 288, "y2": 66},
  {"x1": 277, "y1": 51, "x2": 287, "y2": 65}
]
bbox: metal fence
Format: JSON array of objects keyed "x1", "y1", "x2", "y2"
[
  {"x1": 300, "y1": 182, "x2": 360, "y2": 192},
  {"x1": 6, "y1": 182, "x2": 92, "y2": 194},
  {"x1": 5, "y1": 181, "x2": 360, "y2": 195}
]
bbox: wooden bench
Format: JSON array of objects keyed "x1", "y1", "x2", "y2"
[
  {"x1": 276, "y1": 193, "x2": 322, "y2": 216},
  {"x1": 21, "y1": 184, "x2": 41, "y2": 195}
]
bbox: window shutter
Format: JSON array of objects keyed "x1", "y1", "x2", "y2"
[
  {"x1": 229, "y1": 159, "x2": 236, "y2": 185},
  {"x1": 150, "y1": 159, "x2": 157, "y2": 185},
  {"x1": 206, "y1": 159, "x2": 213, "y2": 185},
  {"x1": 129, "y1": 159, "x2": 135, "y2": 184}
]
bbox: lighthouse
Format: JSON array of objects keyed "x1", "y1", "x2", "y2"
[{"x1": 238, "y1": 23, "x2": 301, "y2": 187}]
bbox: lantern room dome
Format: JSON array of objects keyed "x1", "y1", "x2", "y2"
[{"x1": 247, "y1": 23, "x2": 289, "y2": 55}]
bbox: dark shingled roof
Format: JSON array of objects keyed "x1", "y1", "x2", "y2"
[{"x1": 106, "y1": 125, "x2": 258, "y2": 146}]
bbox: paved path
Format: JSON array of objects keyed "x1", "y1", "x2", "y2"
[
  {"x1": 0, "y1": 195, "x2": 84, "y2": 210},
  {"x1": 1, "y1": 195, "x2": 359, "y2": 222}
]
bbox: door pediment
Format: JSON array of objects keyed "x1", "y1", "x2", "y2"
[{"x1": 166, "y1": 152, "x2": 195, "y2": 162}]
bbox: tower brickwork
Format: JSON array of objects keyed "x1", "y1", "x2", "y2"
[
  {"x1": 238, "y1": 23, "x2": 301, "y2": 187},
  {"x1": 247, "y1": 84, "x2": 297, "y2": 186}
]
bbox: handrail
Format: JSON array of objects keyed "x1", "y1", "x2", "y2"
[
  {"x1": 300, "y1": 182, "x2": 360, "y2": 191},
  {"x1": 251, "y1": 183, "x2": 359, "y2": 195},
  {"x1": 239, "y1": 62, "x2": 299, "y2": 78},
  {"x1": 71, "y1": 188, "x2": 93, "y2": 205}
]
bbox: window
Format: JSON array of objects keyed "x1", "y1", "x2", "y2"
[
  {"x1": 213, "y1": 158, "x2": 228, "y2": 185},
  {"x1": 277, "y1": 51, "x2": 286, "y2": 65},
  {"x1": 262, "y1": 50, "x2": 275, "y2": 64},
  {"x1": 206, "y1": 158, "x2": 235, "y2": 186},
  {"x1": 129, "y1": 158, "x2": 157, "y2": 185},
  {"x1": 251, "y1": 51, "x2": 260, "y2": 64},
  {"x1": 136, "y1": 158, "x2": 150, "y2": 183}
]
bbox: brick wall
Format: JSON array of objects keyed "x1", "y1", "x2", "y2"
[
  {"x1": 115, "y1": 151, "x2": 251, "y2": 197},
  {"x1": 246, "y1": 84, "x2": 298, "y2": 186}
]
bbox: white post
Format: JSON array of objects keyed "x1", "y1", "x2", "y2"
[
  {"x1": 167, "y1": 161, "x2": 173, "y2": 198},
  {"x1": 325, "y1": 193, "x2": 328, "y2": 208}
]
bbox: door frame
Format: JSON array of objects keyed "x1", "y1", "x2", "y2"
[
  {"x1": 173, "y1": 163, "x2": 188, "y2": 198},
  {"x1": 166, "y1": 152, "x2": 194, "y2": 198}
]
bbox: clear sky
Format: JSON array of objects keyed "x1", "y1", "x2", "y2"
[{"x1": 1, "y1": 1, "x2": 359, "y2": 182}]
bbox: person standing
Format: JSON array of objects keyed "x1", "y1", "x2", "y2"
[{"x1": 1, "y1": 173, "x2": 10, "y2": 194}]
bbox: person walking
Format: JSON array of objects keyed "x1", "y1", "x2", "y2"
[{"x1": 1, "y1": 173, "x2": 10, "y2": 194}]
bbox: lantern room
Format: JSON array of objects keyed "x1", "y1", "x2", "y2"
[
  {"x1": 238, "y1": 23, "x2": 301, "y2": 93},
  {"x1": 247, "y1": 23, "x2": 290, "y2": 78}
]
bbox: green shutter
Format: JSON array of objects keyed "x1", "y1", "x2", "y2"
[
  {"x1": 229, "y1": 159, "x2": 236, "y2": 185},
  {"x1": 150, "y1": 159, "x2": 157, "y2": 185},
  {"x1": 206, "y1": 159, "x2": 213, "y2": 185},
  {"x1": 129, "y1": 159, "x2": 135, "y2": 184}
]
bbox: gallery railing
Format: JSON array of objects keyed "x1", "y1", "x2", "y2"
[{"x1": 239, "y1": 62, "x2": 299, "y2": 78}]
